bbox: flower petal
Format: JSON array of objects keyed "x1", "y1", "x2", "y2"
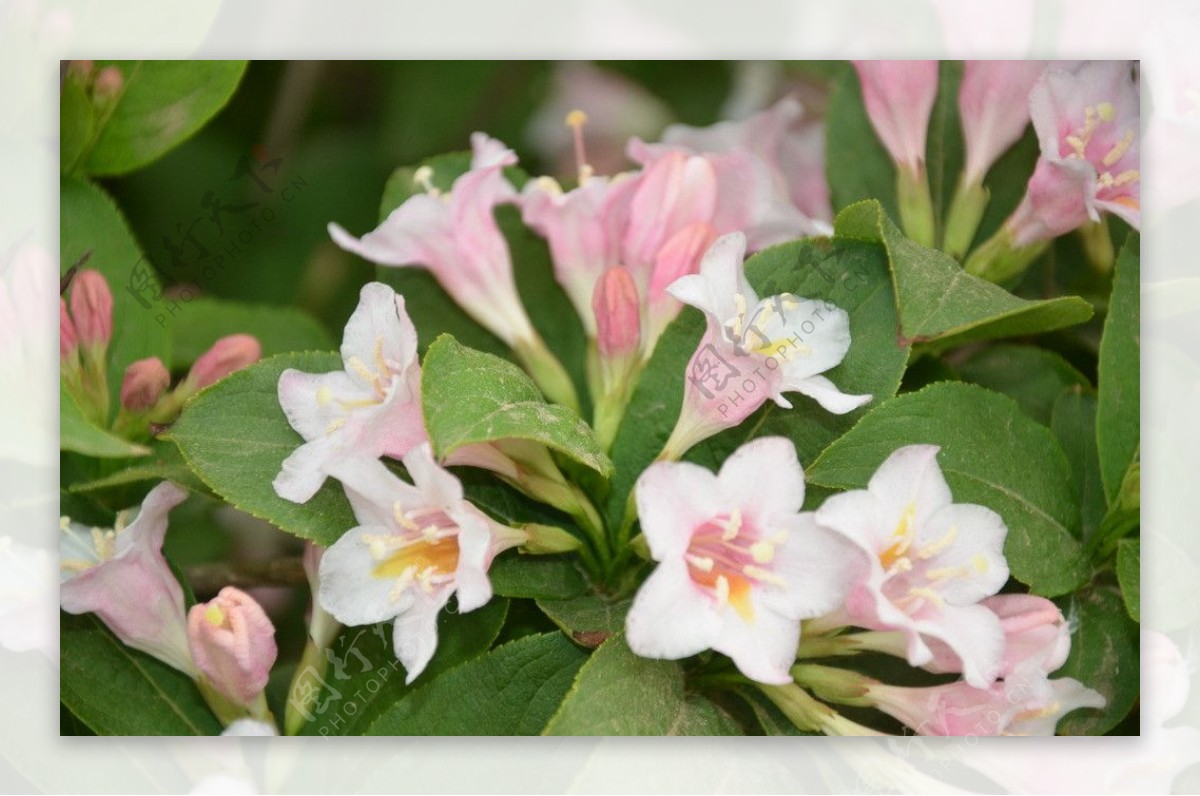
[
  {"x1": 914, "y1": 602, "x2": 1006, "y2": 688},
  {"x1": 716, "y1": 436, "x2": 806, "y2": 518},
  {"x1": 317, "y1": 526, "x2": 408, "y2": 627},
  {"x1": 340, "y1": 283, "x2": 418, "y2": 380},
  {"x1": 635, "y1": 460, "x2": 723, "y2": 560},
  {"x1": 392, "y1": 596, "x2": 445, "y2": 684},
  {"x1": 711, "y1": 599, "x2": 798, "y2": 685},
  {"x1": 761, "y1": 515, "x2": 867, "y2": 620},
  {"x1": 625, "y1": 559, "x2": 719, "y2": 661}
]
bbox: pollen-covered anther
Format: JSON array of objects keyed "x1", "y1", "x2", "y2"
[
  {"x1": 1102, "y1": 130, "x2": 1134, "y2": 167},
  {"x1": 413, "y1": 165, "x2": 440, "y2": 196},
  {"x1": 686, "y1": 554, "x2": 715, "y2": 572},
  {"x1": 743, "y1": 564, "x2": 786, "y2": 587},
  {"x1": 916, "y1": 526, "x2": 958, "y2": 559},
  {"x1": 721, "y1": 508, "x2": 743, "y2": 540},
  {"x1": 750, "y1": 540, "x2": 776, "y2": 564}
]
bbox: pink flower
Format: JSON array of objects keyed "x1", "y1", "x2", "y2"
[
  {"x1": 1006, "y1": 61, "x2": 1140, "y2": 246},
  {"x1": 329, "y1": 134, "x2": 537, "y2": 349},
  {"x1": 274, "y1": 283, "x2": 428, "y2": 504},
  {"x1": 660, "y1": 233, "x2": 870, "y2": 458},
  {"x1": 520, "y1": 173, "x2": 635, "y2": 338},
  {"x1": 120, "y1": 356, "x2": 170, "y2": 412},
  {"x1": 186, "y1": 334, "x2": 261, "y2": 391},
  {"x1": 815, "y1": 445, "x2": 1010, "y2": 688},
  {"x1": 959, "y1": 60, "x2": 1049, "y2": 185},
  {"x1": 187, "y1": 587, "x2": 278, "y2": 707},
  {"x1": 852, "y1": 60, "x2": 940, "y2": 175},
  {"x1": 67, "y1": 269, "x2": 113, "y2": 348},
  {"x1": 627, "y1": 437, "x2": 865, "y2": 684},
  {"x1": 657, "y1": 96, "x2": 833, "y2": 228},
  {"x1": 59, "y1": 482, "x2": 195, "y2": 675},
  {"x1": 925, "y1": 593, "x2": 1070, "y2": 679},
  {"x1": 868, "y1": 668, "x2": 1105, "y2": 736},
  {"x1": 318, "y1": 444, "x2": 526, "y2": 683}
]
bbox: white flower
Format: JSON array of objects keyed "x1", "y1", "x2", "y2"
[
  {"x1": 317, "y1": 444, "x2": 524, "y2": 683},
  {"x1": 815, "y1": 445, "x2": 1010, "y2": 688},
  {"x1": 627, "y1": 437, "x2": 865, "y2": 684},
  {"x1": 274, "y1": 282, "x2": 426, "y2": 504}
]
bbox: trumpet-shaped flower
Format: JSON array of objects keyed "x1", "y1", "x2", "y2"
[
  {"x1": 1008, "y1": 61, "x2": 1140, "y2": 246},
  {"x1": 959, "y1": 61, "x2": 1049, "y2": 185},
  {"x1": 867, "y1": 667, "x2": 1105, "y2": 736},
  {"x1": 188, "y1": 587, "x2": 278, "y2": 707},
  {"x1": 656, "y1": 97, "x2": 833, "y2": 229},
  {"x1": 329, "y1": 134, "x2": 537, "y2": 349},
  {"x1": 815, "y1": 445, "x2": 1010, "y2": 688},
  {"x1": 852, "y1": 60, "x2": 939, "y2": 175},
  {"x1": 59, "y1": 481, "x2": 196, "y2": 675},
  {"x1": 627, "y1": 437, "x2": 865, "y2": 684},
  {"x1": 661, "y1": 233, "x2": 870, "y2": 458},
  {"x1": 274, "y1": 282, "x2": 427, "y2": 504},
  {"x1": 317, "y1": 445, "x2": 525, "y2": 683}
]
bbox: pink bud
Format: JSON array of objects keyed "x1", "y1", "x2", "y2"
[
  {"x1": 592, "y1": 266, "x2": 641, "y2": 358},
  {"x1": 66, "y1": 60, "x2": 94, "y2": 83},
  {"x1": 187, "y1": 587, "x2": 278, "y2": 706},
  {"x1": 187, "y1": 334, "x2": 261, "y2": 390},
  {"x1": 92, "y1": 65, "x2": 124, "y2": 103},
  {"x1": 120, "y1": 357, "x2": 170, "y2": 412},
  {"x1": 959, "y1": 61, "x2": 1048, "y2": 184},
  {"x1": 60, "y1": 298, "x2": 78, "y2": 359},
  {"x1": 68, "y1": 269, "x2": 113, "y2": 347},
  {"x1": 852, "y1": 60, "x2": 940, "y2": 174}
]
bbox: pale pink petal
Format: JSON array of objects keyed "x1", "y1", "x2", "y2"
[
  {"x1": 317, "y1": 526, "x2": 412, "y2": 627},
  {"x1": 716, "y1": 436, "x2": 806, "y2": 517},
  {"x1": 340, "y1": 284, "x2": 418, "y2": 379},
  {"x1": 635, "y1": 460, "x2": 724, "y2": 560},
  {"x1": 917, "y1": 502, "x2": 1009, "y2": 605},
  {"x1": 625, "y1": 558, "x2": 720, "y2": 661},
  {"x1": 711, "y1": 599, "x2": 797, "y2": 685},
  {"x1": 913, "y1": 602, "x2": 1006, "y2": 688},
  {"x1": 866, "y1": 445, "x2": 953, "y2": 531},
  {"x1": 761, "y1": 516, "x2": 867, "y2": 620},
  {"x1": 393, "y1": 596, "x2": 446, "y2": 684}
]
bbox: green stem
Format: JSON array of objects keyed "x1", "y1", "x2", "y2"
[
  {"x1": 942, "y1": 176, "x2": 990, "y2": 260},
  {"x1": 896, "y1": 165, "x2": 936, "y2": 248},
  {"x1": 513, "y1": 335, "x2": 581, "y2": 415}
]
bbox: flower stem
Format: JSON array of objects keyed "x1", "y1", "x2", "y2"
[
  {"x1": 942, "y1": 176, "x2": 989, "y2": 260},
  {"x1": 513, "y1": 335, "x2": 581, "y2": 414},
  {"x1": 896, "y1": 165, "x2": 936, "y2": 248}
]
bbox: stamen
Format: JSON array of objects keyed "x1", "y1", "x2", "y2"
[
  {"x1": 1102, "y1": 130, "x2": 1134, "y2": 167},
  {"x1": 722, "y1": 509, "x2": 742, "y2": 541},
  {"x1": 565, "y1": 109, "x2": 593, "y2": 183},
  {"x1": 924, "y1": 564, "x2": 970, "y2": 582},
  {"x1": 413, "y1": 165, "x2": 440, "y2": 196},
  {"x1": 1112, "y1": 169, "x2": 1139, "y2": 187},
  {"x1": 714, "y1": 574, "x2": 730, "y2": 608},
  {"x1": 686, "y1": 554, "x2": 715, "y2": 572},
  {"x1": 1096, "y1": 102, "x2": 1115, "y2": 122},
  {"x1": 324, "y1": 417, "x2": 346, "y2": 435},
  {"x1": 905, "y1": 586, "x2": 945, "y2": 608},
  {"x1": 749, "y1": 540, "x2": 775, "y2": 564},
  {"x1": 971, "y1": 554, "x2": 989, "y2": 574},
  {"x1": 391, "y1": 501, "x2": 421, "y2": 532},
  {"x1": 388, "y1": 566, "x2": 417, "y2": 602},
  {"x1": 348, "y1": 356, "x2": 376, "y2": 385},
  {"x1": 743, "y1": 564, "x2": 786, "y2": 587},
  {"x1": 533, "y1": 175, "x2": 563, "y2": 196},
  {"x1": 916, "y1": 526, "x2": 958, "y2": 560}
]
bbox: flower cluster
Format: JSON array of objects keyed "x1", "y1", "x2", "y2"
[{"x1": 851, "y1": 60, "x2": 1140, "y2": 279}]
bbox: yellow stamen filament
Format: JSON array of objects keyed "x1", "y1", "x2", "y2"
[
  {"x1": 743, "y1": 565, "x2": 786, "y2": 587},
  {"x1": 714, "y1": 574, "x2": 730, "y2": 608},
  {"x1": 413, "y1": 165, "x2": 439, "y2": 196},
  {"x1": 1102, "y1": 130, "x2": 1134, "y2": 167},
  {"x1": 916, "y1": 525, "x2": 958, "y2": 560},
  {"x1": 906, "y1": 587, "x2": 945, "y2": 608},
  {"x1": 565, "y1": 109, "x2": 593, "y2": 183},
  {"x1": 722, "y1": 508, "x2": 742, "y2": 540},
  {"x1": 686, "y1": 554, "x2": 714, "y2": 572}
]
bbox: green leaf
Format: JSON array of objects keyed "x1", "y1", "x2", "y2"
[
  {"x1": 925, "y1": 61, "x2": 965, "y2": 228},
  {"x1": 1097, "y1": 234, "x2": 1140, "y2": 506},
  {"x1": 67, "y1": 439, "x2": 207, "y2": 496},
  {"x1": 60, "y1": 383, "x2": 150, "y2": 458},
  {"x1": 165, "y1": 298, "x2": 335, "y2": 368},
  {"x1": 607, "y1": 236, "x2": 910, "y2": 526},
  {"x1": 536, "y1": 594, "x2": 631, "y2": 647},
  {"x1": 421, "y1": 335, "x2": 611, "y2": 477},
  {"x1": 61, "y1": 175, "x2": 171, "y2": 415},
  {"x1": 363, "y1": 632, "x2": 588, "y2": 735},
  {"x1": 957, "y1": 344, "x2": 1089, "y2": 426},
  {"x1": 82, "y1": 60, "x2": 248, "y2": 176},
  {"x1": 543, "y1": 636, "x2": 741, "y2": 736},
  {"x1": 1054, "y1": 587, "x2": 1140, "y2": 735},
  {"x1": 60, "y1": 78, "x2": 96, "y2": 173},
  {"x1": 807, "y1": 381, "x2": 1089, "y2": 596},
  {"x1": 488, "y1": 553, "x2": 588, "y2": 601},
  {"x1": 303, "y1": 599, "x2": 509, "y2": 736},
  {"x1": 59, "y1": 613, "x2": 221, "y2": 736},
  {"x1": 1116, "y1": 539, "x2": 1140, "y2": 623},
  {"x1": 1051, "y1": 389, "x2": 1106, "y2": 541},
  {"x1": 166, "y1": 351, "x2": 356, "y2": 546},
  {"x1": 834, "y1": 200, "x2": 1094, "y2": 349}
]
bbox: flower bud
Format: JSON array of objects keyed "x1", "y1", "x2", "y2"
[
  {"x1": 66, "y1": 60, "x2": 94, "y2": 83},
  {"x1": 60, "y1": 298, "x2": 78, "y2": 360},
  {"x1": 92, "y1": 65, "x2": 124, "y2": 104},
  {"x1": 592, "y1": 266, "x2": 641, "y2": 358},
  {"x1": 187, "y1": 334, "x2": 261, "y2": 390},
  {"x1": 187, "y1": 587, "x2": 278, "y2": 706},
  {"x1": 68, "y1": 269, "x2": 113, "y2": 348},
  {"x1": 120, "y1": 357, "x2": 170, "y2": 412}
]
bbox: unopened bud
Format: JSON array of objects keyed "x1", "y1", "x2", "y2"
[
  {"x1": 66, "y1": 60, "x2": 94, "y2": 83},
  {"x1": 187, "y1": 334, "x2": 261, "y2": 390},
  {"x1": 92, "y1": 65, "x2": 124, "y2": 103},
  {"x1": 68, "y1": 269, "x2": 113, "y2": 348},
  {"x1": 120, "y1": 357, "x2": 170, "y2": 412},
  {"x1": 187, "y1": 587, "x2": 278, "y2": 707},
  {"x1": 592, "y1": 266, "x2": 641, "y2": 358},
  {"x1": 60, "y1": 298, "x2": 78, "y2": 359}
]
